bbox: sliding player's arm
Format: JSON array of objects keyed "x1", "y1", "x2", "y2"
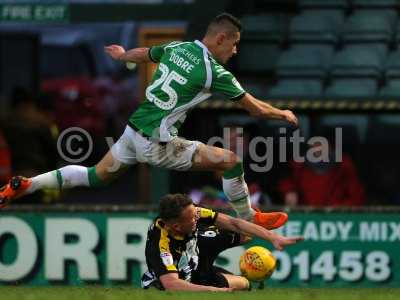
[
  {"x1": 214, "y1": 213, "x2": 303, "y2": 251},
  {"x1": 238, "y1": 92, "x2": 298, "y2": 126},
  {"x1": 104, "y1": 45, "x2": 152, "y2": 63},
  {"x1": 159, "y1": 273, "x2": 232, "y2": 292}
]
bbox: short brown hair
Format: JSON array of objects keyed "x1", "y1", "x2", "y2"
[
  {"x1": 206, "y1": 13, "x2": 242, "y2": 37},
  {"x1": 159, "y1": 194, "x2": 193, "y2": 221}
]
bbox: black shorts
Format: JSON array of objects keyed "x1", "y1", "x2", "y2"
[{"x1": 191, "y1": 266, "x2": 232, "y2": 288}]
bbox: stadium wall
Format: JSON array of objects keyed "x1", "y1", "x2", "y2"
[{"x1": 0, "y1": 207, "x2": 399, "y2": 287}]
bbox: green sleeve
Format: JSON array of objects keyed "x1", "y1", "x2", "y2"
[
  {"x1": 149, "y1": 41, "x2": 181, "y2": 63},
  {"x1": 210, "y1": 66, "x2": 246, "y2": 101}
]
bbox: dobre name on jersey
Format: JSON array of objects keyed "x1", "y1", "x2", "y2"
[{"x1": 169, "y1": 52, "x2": 195, "y2": 74}]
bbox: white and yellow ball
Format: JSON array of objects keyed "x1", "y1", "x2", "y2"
[{"x1": 239, "y1": 246, "x2": 276, "y2": 282}]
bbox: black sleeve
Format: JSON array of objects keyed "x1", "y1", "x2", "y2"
[
  {"x1": 214, "y1": 230, "x2": 242, "y2": 252},
  {"x1": 146, "y1": 228, "x2": 178, "y2": 279},
  {"x1": 196, "y1": 207, "x2": 218, "y2": 227},
  {"x1": 198, "y1": 226, "x2": 241, "y2": 255}
]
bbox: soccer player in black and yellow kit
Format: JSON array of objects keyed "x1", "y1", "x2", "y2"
[{"x1": 141, "y1": 194, "x2": 302, "y2": 291}]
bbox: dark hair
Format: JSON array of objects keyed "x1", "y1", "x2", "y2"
[
  {"x1": 159, "y1": 194, "x2": 193, "y2": 222},
  {"x1": 206, "y1": 13, "x2": 242, "y2": 36}
]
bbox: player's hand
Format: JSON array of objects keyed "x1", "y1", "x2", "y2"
[
  {"x1": 281, "y1": 110, "x2": 298, "y2": 126},
  {"x1": 104, "y1": 44, "x2": 126, "y2": 60},
  {"x1": 271, "y1": 234, "x2": 304, "y2": 251}
]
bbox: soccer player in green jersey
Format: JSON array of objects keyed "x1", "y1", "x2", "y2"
[{"x1": 0, "y1": 13, "x2": 298, "y2": 230}]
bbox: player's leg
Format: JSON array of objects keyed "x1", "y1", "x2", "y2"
[
  {"x1": 192, "y1": 266, "x2": 249, "y2": 291},
  {"x1": 191, "y1": 144, "x2": 287, "y2": 229},
  {"x1": 190, "y1": 144, "x2": 238, "y2": 172},
  {"x1": 220, "y1": 273, "x2": 250, "y2": 291},
  {"x1": 191, "y1": 144, "x2": 255, "y2": 219},
  {"x1": 0, "y1": 151, "x2": 129, "y2": 207},
  {"x1": 0, "y1": 126, "x2": 136, "y2": 207}
]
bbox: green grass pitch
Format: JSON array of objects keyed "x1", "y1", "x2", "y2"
[{"x1": 0, "y1": 287, "x2": 399, "y2": 300}]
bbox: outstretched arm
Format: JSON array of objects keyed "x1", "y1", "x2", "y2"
[
  {"x1": 104, "y1": 45, "x2": 152, "y2": 63},
  {"x1": 238, "y1": 93, "x2": 298, "y2": 126},
  {"x1": 215, "y1": 213, "x2": 303, "y2": 251}
]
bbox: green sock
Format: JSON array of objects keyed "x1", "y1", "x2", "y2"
[
  {"x1": 223, "y1": 162, "x2": 244, "y2": 179},
  {"x1": 223, "y1": 162, "x2": 255, "y2": 220},
  {"x1": 87, "y1": 167, "x2": 106, "y2": 188}
]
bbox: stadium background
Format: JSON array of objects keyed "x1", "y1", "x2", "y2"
[{"x1": 1, "y1": 0, "x2": 400, "y2": 296}]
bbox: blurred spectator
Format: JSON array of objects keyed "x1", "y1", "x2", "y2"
[
  {"x1": 2, "y1": 87, "x2": 59, "y2": 203},
  {"x1": 278, "y1": 138, "x2": 365, "y2": 207},
  {"x1": 190, "y1": 123, "x2": 272, "y2": 209},
  {"x1": 94, "y1": 69, "x2": 139, "y2": 136},
  {"x1": 42, "y1": 76, "x2": 106, "y2": 136},
  {"x1": 42, "y1": 76, "x2": 107, "y2": 164},
  {"x1": 0, "y1": 130, "x2": 12, "y2": 186}
]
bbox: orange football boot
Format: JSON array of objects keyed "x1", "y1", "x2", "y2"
[
  {"x1": 0, "y1": 176, "x2": 32, "y2": 208},
  {"x1": 253, "y1": 208, "x2": 288, "y2": 230}
]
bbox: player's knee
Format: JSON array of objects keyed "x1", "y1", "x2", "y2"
[
  {"x1": 229, "y1": 276, "x2": 250, "y2": 291},
  {"x1": 236, "y1": 277, "x2": 250, "y2": 290},
  {"x1": 88, "y1": 166, "x2": 109, "y2": 187},
  {"x1": 94, "y1": 150, "x2": 125, "y2": 183},
  {"x1": 224, "y1": 151, "x2": 240, "y2": 170},
  {"x1": 93, "y1": 166, "x2": 109, "y2": 182},
  {"x1": 223, "y1": 158, "x2": 244, "y2": 180},
  {"x1": 226, "y1": 275, "x2": 250, "y2": 291}
]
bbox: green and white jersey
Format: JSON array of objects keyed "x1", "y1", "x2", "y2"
[{"x1": 129, "y1": 40, "x2": 246, "y2": 142}]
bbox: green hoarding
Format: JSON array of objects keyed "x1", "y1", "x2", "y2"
[{"x1": 0, "y1": 211, "x2": 399, "y2": 287}]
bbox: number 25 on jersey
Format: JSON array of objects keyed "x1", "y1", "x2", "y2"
[{"x1": 146, "y1": 63, "x2": 188, "y2": 110}]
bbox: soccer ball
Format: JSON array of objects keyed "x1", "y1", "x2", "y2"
[{"x1": 239, "y1": 246, "x2": 276, "y2": 281}]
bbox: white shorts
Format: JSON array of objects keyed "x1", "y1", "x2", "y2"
[{"x1": 111, "y1": 125, "x2": 202, "y2": 171}]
